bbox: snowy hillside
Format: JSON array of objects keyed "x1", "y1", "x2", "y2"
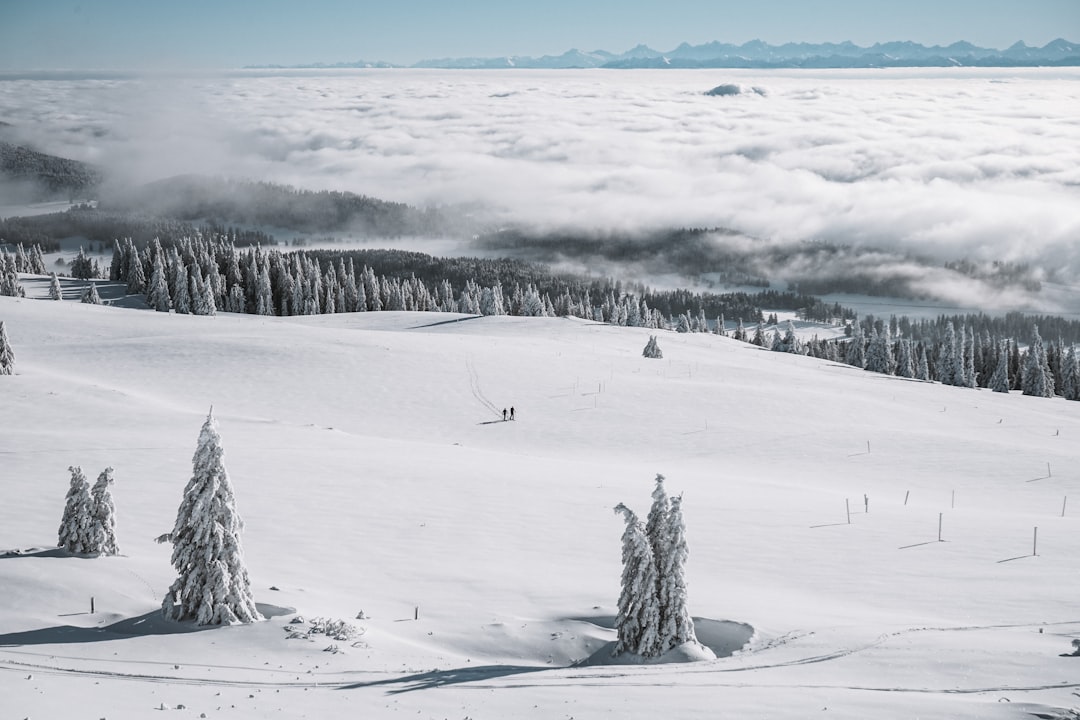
[{"x1": 2, "y1": 295, "x2": 1079, "y2": 719}]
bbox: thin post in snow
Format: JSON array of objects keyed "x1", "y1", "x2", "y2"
[
  {"x1": 846, "y1": 498, "x2": 851, "y2": 524},
  {"x1": 91, "y1": 596, "x2": 95, "y2": 614},
  {"x1": 1047, "y1": 462, "x2": 1052, "y2": 478},
  {"x1": 904, "y1": 490, "x2": 909, "y2": 506},
  {"x1": 938, "y1": 513, "x2": 943, "y2": 542},
  {"x1": 867, "y1": 440, "x2": 871, "y2": 454},
  {"x1": 951, "y1": 490, "x2": 955, "y2": 509},
  {"x1": 1033, "y1": 527, "x2": 1038, "y2": 556},
  {"x1": 1062, "y1": 496, "x2": 1068, "y2": 518},
  {"x1": 414, "y1": 606, "x2": 419, "y2": 621}
]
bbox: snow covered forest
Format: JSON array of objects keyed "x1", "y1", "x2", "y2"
[{"x1": 3, "y1": 228, "x2": 1078, "y2": 400}]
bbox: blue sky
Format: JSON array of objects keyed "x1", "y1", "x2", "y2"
[{"x1": 0, "y1": 0, "x2": 1077, "y2": 69}]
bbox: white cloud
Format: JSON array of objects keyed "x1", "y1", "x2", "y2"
[{"x1": 2, "y1": 67, "x2": 1079, "y2": 297}]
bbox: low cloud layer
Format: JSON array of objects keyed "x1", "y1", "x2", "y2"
[{"x1": 1, "y1": 67, "x2": 1078, "y2": 306}]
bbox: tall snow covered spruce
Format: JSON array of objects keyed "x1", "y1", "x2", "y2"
[
  {"x1": 58, "y1": 466, "x2": 93, "y2": 553},
  {"x1": 1021, "y1": 325, "x2": 1055, "y2": 398},
  {"x1": 0, "y1": 320, "x2": 14, "y2": 375},
  {"x1": 657, "y1": 495, "x2": 696, "y2": 650},
  {"x1": 613, "y1": 503, "x2": 662, "y2": 658},
  {"x1": 162, "y1": 410, "x2": 262, "y2": 625},
  {"x1": 614, "y1": 476, "x2": 699, "y2": 658},
  {"x1": 89, "y1": 467, "x2": 120, "y2": 556}
]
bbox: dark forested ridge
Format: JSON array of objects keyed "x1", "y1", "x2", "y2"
[
  {"x1": 0, "y1": 141, "x2": 101, "y2": 199},
  {"x1": 0, "y1": 206, "x2": 274, "y2": 253},
  {"x1": 102, "y1": 176, "x2": 470, "y2": 237}
]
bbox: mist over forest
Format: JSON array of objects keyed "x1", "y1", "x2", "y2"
[{"x1": 1, "y1": 68, "x2": 1078, "y2": 314}]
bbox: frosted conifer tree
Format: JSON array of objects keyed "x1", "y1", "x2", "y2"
[
  {"x1": 1021, "y1": 325, "x2": 1055, "y2": 398},
  {"x1": 58, "y1": 466, "x2": 93, "y2": 553},
  {"x1": 0, "y1": 321, "x2": 14, "y2": 375},
  {"x1": 656, "y1": 495, "x2": 697, "y2": 651},
  {"x1": 989, "y1": 345, "x2": 1011, "y2": 394},
  {"x1": 962, "y1": 326, "x2": 977, "y2": 388},
  {"x1": 613, "y1": 503, "x2": 661, "y2": 657},
  {"x1": 89, "y1": 467, "x2": 119, "y2": 556},
  {"x1": 172, "y1": 263, "x2": 191, "y2": 314},
  {"x1": 201, "y1": 273, "x2": 217, "y2": 316},
  {"x1": 162, "y1": 410, "x2": 262, "y2": 625},
  {"x1": 1062, "y1": 345, "x2": 1080, "y2": 401},
  {"x1": 846, "y1": 323, "x2": 866, "y2": 368},
  {"x1": 81, "y1": 283, "x2": 102, "y2": 304},
  {"x1": 48, "y1": 272, "x2": 63, "y2": 300},
  {"x1": 645, "y1": 475, "x2": 670, "y2": 565},
  {"x1": 751, "y1": 323, "x2": 766, "y2": 347},
  {"x1": 864, "y1": 328, "x2": 895, "y2": 374},
  {"x1": 642, "y1": 335, "x2": 663, "y2": 359},
  {"x1": 916, "y1": 343, "x2": 930, "y2": 381},
  {"x1": 937, "y1": 322, "x2": 959, "y2": 386},
  {"x1": 147, "y1": 254, "x2": 171, "y2": 312},
  {"x1": 1, "y1": 270, "x2": 26, "y2": 297},
  {"x1": 896, "y1": 338, "x2": 915, "y2": 379}
]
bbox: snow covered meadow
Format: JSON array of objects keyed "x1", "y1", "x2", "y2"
[{"x1": 2, "y1": 291, "x2": 1080, "y2": 718}]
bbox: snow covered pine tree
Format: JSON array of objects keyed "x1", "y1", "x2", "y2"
[
  {"x1": 58, "y1": 466, "x2": 93, "y2": 553},
  {"x1": 89, "y1": 467, "x2": 120, "y2": 556},
  {"x1": 613, "y1": 503, "x2": 662, "y2": 657},
  {"x1": 642, "y1": 335, "x2": 663, "y2": 359},
  {"x1": 614, "y1": 475, "x2": 700, "y2": 659},
  {"x1": 162, "y1": 409, "x2": 262, "y2": 625},
  {"x1": 0, "y1": 320, "x2": 14, "y2": 375}
]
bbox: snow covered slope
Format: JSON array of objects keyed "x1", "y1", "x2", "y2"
[{"x1": 2, "y1": 296, "x2": 1079, "y2": 719}]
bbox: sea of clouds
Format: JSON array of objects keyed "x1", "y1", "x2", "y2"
[{"x1": 1, "y1": 67, "x2": 1078, "y2": 307}]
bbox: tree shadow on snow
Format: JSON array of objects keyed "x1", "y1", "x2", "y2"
[
  {"x1": 0, "y1": 603, "x2": 293, "y2": 647},
  {"x1": 339, "y1": 664, "x2": 549, "y2": 694},
  {"x1": 0, "y1": 547, "x2": 78, "y2": 559}
]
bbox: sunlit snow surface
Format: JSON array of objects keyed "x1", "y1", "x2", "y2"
[
  {"x1": 1, "y1": 67, "x2": 1078, "y2": 273},
  {"x1": 2, "y1": 296, "x2": 1080, "y2": 719}
]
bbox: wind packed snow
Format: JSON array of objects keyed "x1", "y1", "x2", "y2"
[{"x1": 2, "y1": 296, "x2": 1080, "y2": 719}]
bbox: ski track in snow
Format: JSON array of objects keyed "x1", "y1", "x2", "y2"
[{"x1": 465, "y1": 354, "x2": 502, "y2": 420}]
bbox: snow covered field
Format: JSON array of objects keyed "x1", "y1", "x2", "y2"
[{"x1": 2, "y1": 295, "x2": 1079, "y2": 719}]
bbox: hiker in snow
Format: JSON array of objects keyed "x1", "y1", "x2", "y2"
[
  {"x1": 510, "y1": 406, "x2": 515, "y2": 421},
  {"x1": 502, "y1": 408, "x2": 508, "y2": 421}
]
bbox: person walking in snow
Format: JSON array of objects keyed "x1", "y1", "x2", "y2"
[
  {"x1": 510, "y1": 406, "x2": 515, "y2": 421},
  {"x1": 502, "y1": 408, "x2": 508, "y2": 421}
]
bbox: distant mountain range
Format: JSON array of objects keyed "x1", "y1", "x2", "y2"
[{"x1": 248, "y1": 38, "x2": 1080, "y2": 70}]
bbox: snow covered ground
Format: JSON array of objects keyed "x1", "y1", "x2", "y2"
[{"x1": 2, "y1": 295, "x2": 1079, "y2": 719}]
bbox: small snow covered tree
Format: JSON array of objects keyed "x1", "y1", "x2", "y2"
[
  {"x1": 937, "y1": 321, "x2": 959, "y2": 385},
  {"x1": 146, "y1": 254, "x2": 171, "y2": 312},
  {"x1": 48, "y1": 272, "x2": 63, "y2": 300},
  {"x1": 642, "y1": 335, "x2": 663, "y2": 359},
  {"x1": 1021, "y1": 325, "x2": 1055, "y2": 398},
  {"x1": 58, "y1": 466, "x2": 93, "y2": 553},
  {"x1": 915, "y1": 343, "x2": 930, "y2": 381},
  {"x1": 846, "y1": 323, "x2": 866, "y2": 368},
  {"x1": 89, "y1": 467, "x2": 119, "y2": 556},
  {"x1": 80, "y1": 283, "x2": 102, "y2": 304},
  {"x1": 895, "y1": 338, "x2": 915, "y2": 379},
  {"x1": 1062, "y1": 344, "x2": 1080, "y2": 401},
  {"x1": 864, "y1": 328, "x2": 895, "y2": 375},
  {"x1": 162, "y1": 409, "x2": 262, "y2": 625},
  {"x1": 989, "y1": 345, "x2": 1011, "y2": 394},
  {"x1": 963, "y1": 326, "x2": 977, "y2": 387},
  {"x1": 613, "y1": 503, "x2": 662, "y2": 658},
  {"x1": 1, "y1": 270, "x2": 25, "y2": 297},
  {"x1": 0, "y1": 321, "x2": 14, "y2": 375}
]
